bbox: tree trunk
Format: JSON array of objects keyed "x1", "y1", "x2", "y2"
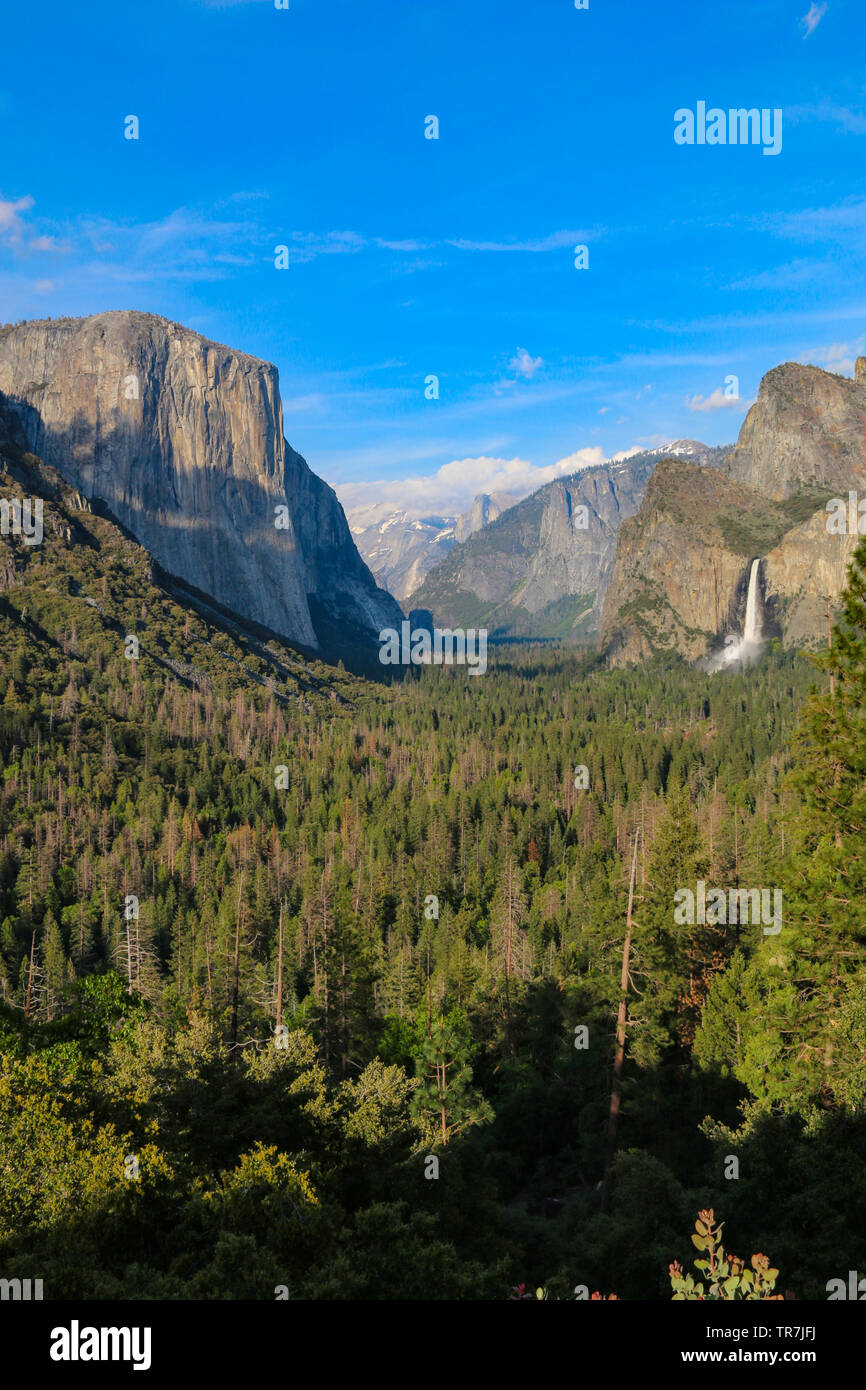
[
  {"x1": 24, "y1": 931, "x2": 35, "y2": 1022},
  {"x1": 230, "y1": 872, "x2": 244, "y2": 1045},
  {"x1": 276, "y1": 900, "x2": 284, "y2": 1033},
  {"x1": 602, "y1": 828, "x2": 640, "y2": 1212}
]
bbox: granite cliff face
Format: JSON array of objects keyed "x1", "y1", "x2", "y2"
[
  {"x1": 602, "y1": 358, "x2": 866, "y2": 665},
  {"x1": 0, "y1": 311, "x2": 401, "y2": 657},
  {"x1": 600, "y1": 461, "x2": 759, "y2": 663},
  {"x1": 516, "y1": 465, "x2": 653, "y2": 626},
  {"x1": 725, "y1": 360, "x2": 866, "y2": 500},
  {"x1": 0, "y1": 392, "x2": 361, "y2": 709},
  {"x1": 763, "y1": 508, "x2": 859, "y2": 646}
]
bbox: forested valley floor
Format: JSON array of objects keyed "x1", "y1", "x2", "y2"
[{"x1": 3, "y1": 501, "x2": 866, "y2": 1299}]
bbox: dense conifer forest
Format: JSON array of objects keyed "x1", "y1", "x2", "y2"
[{"x1": 3, "y1": 448, "x2": 866, "y2": 1299}]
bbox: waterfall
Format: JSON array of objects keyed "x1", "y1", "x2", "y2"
[
  {"x1": 707, "y1": 557, "x2": 764, "y2": 671},
  {"x1": 742, "y1": 558, "x2": 762, "y2": 649}
]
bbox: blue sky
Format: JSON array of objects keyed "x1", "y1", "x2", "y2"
[{"x1": 2, "y1": 0, "x2": 865, "y2": 516}]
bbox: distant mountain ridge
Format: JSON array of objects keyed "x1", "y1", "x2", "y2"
[
  {"x1": 407, "y1": 442, "x2": 730, "y2": 642},
  {"x1": 349, "y1": 491, "x2": 517, "y2": 601},
  {"x1": 612, "y1": 438, "x2": 727, "y2": 463}
]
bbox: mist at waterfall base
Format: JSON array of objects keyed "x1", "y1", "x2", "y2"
[{"x1": 706, "y1": 559, "x2": 765, "y2": 672}]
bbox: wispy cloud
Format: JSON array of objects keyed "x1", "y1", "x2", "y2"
[
  {"x1": 0, "y1": 194, "x2": 58, "y2": 255},
  {"x1": 374, "y1": 237, "x2": 435, "y2": 252},
  {"x1": 763, "y1": 196, "x2": 866, "y2": 249},
  {"x1": 0, "y1": 192, "x2": 607, "y2": 315},
  {"x1": 0, "y1": 199, "x2": 266, "y2": 302},
  {"x1": 800, "y1": 2, "x2": 827, "y2": 37},
  {"x1": 445, "y1": 230, "x2": 592, "y2": 253},
  {"x1": 292, "y1": 227, "x2": 593, "y2": 260},
  {"x1": 799, "y1": 337, "x2": 866, "y2": 376},
  {"x1": 287, "y1": 229, "x2": 367, "y2": 264},
  {"x1": 637, "y1": 301, "x2": 866, "y2": 337},
  {"x1": 726, "y1": 257, "x2": 833, "y2": 291},
  {"x1": 787, "y1": 101, "x2": 866, "y2": 133},
  {"x1": 616, "y1": 345, "x2": 742, "y2": 366},
  {"x1": 281, "y1": 392, "x2": 329, "y2": 416}
]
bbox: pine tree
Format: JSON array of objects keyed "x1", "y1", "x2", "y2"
[
  {"x1": 410, "y1": 1013, "x2": 491, "y2": 1146},
  {"x1": 42, "y1": 910, "x2": 69, "y2": 1020},
  {"x1": 630, "y1": 782, "x2": 714, "y2": 1061},
  {"x1": 716, "y1": 539, "x2": 866, "y2": 1107}
]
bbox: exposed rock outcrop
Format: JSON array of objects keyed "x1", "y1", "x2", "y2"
[
  {"x1": 725, "y1": 361, "x2": 866, "y2": 500},
  {"x1": 602, "y1": 358, "x2": 866, "y2": 665},
  {"x1": 600, "y1": 460, "x2": 765, "y2": 664},
  {"x1": 454, "y1": 492, "x2": 517, "y2": 543},
  {"x1": 763, "y1": 510, "x2": 858, "y2": 647},
  {"x1": 0, "y1": 312, "x2": 401, "y2": 656}
]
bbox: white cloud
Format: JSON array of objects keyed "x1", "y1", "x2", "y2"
[
  {"x1": 0, "y1": 194, "x2": 63, "y2": 256},
  {"x1": 686, "y1": 387, "x2": 747, "y2": 413},
  {"x1": 0, "y1": 194, "x2": 35, "y2": 247},
  {"x1": 0, "y1": 197, "x2": 608, "y2": 316},
  {"x1": 0, "y1": 194, "x2": 33, "y2": 230},
  {"x1": 336, "y1": 447, "x2": 606, "y2": 518},
  {"x1": 549, "y1": 447, "x2": 607, "y2": 476},
  {"x1": 508, "y1": 347, "x2": 543, "y2": 379},
  {"x1": 800, "y1": 2, "x2": 827, "y2": 37},
  {"x1": 801, "y1": 337, "x2": 866, "y2": 376}
]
